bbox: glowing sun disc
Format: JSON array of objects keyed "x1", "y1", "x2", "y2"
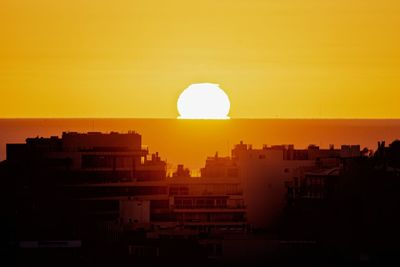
[{"x1": 177, "y1": 83, "x2": 230, "y2": 119}]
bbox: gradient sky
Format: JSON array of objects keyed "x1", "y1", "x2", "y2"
[{"x1": 1, "y1": 0, "x2": 399, "y2": 118}]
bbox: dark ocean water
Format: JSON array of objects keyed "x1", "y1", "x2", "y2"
[{"x1": 1, "y1": 119, "x2": 399, "y2": 172}]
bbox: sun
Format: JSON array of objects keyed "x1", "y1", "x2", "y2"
[{"x1": 177, "y1": 83, "x2": 231, "y2": 119}]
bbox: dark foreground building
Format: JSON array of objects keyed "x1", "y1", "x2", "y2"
[
  {"x1": 2, "y1": 132, "x2": 400, "y2": 266},
  {"x1": 3, "y1": 132, "x2": 246, "y2": 266}
]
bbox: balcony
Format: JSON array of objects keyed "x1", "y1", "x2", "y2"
[{"x1": 171, "y1": 205, "x2": 246, "y2": 213}]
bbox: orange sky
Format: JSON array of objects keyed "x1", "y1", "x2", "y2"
[{"x1": 1, "y1": 0, "x2": 400, "y2": 118}]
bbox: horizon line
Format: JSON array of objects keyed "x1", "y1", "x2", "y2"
[{"x1": 1, "y1": 117, "x2": 400, "y2": 120}]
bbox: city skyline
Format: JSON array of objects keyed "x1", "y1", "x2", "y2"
[
  {"x1": 1, "y1": 118, "x2": 400, "y2": 171},
  {"x1": 4, "y1": 129, "x2": 400, "y2": 265}
]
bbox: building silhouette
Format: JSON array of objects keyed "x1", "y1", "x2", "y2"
[{"x1": 6, "y1": 131, "x2": 400, "y2": 266}]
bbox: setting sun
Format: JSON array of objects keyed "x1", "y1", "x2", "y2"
[
  {"x1": 177, "y1": 83, "x2": 230, "y2": 119},
  {"x1": 2, "y1": 1, "x2": 400, "y2": 265}
]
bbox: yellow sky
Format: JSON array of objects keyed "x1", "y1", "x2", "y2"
[{"x1": 1, "y1": 0, "x2": 399, "y2": 118}]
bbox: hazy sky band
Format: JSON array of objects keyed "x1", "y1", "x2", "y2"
[{"x1": 1, "y1": 0, "x2": 399, "y2": 118}]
